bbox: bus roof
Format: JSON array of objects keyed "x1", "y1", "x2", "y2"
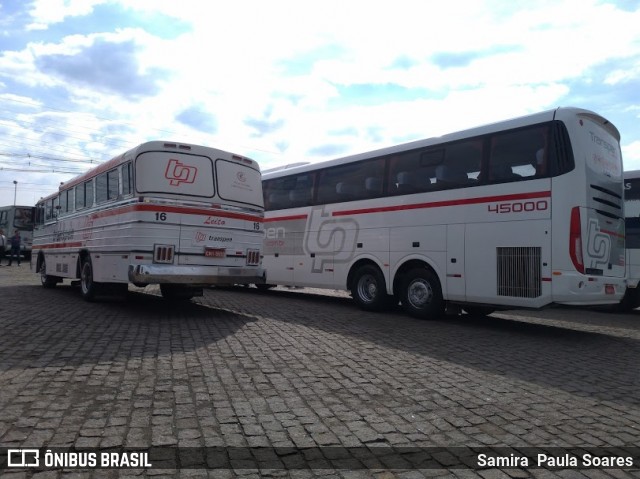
[
  {"x1": 263, "y1": 106, "x2": 613, "y2": 180},
  {"x1": 52, "y1": 141, "x2": 258, "y2": 194}
]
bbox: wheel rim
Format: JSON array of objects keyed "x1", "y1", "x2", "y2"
[
  {"x1": 81, "y1": 262, "x2": 92, "y2": 295},
  {"x1": 40, "y1": 260, "x2": 47, "y2": 284},
  {"x1": 357, "y1": 274, "x2": 378, "y2": 303},
  {"x1": 407, "y1": 278, "x2": 433, "y2": 309}
]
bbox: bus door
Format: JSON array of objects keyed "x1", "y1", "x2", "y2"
[{"x1": 446, "y1": 224, "x2": 465, "y2": 301}]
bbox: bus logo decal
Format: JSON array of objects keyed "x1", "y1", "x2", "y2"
[
  {"x1": 304, "y1": 206, "x2": 359, "y2": 273},
  {"x1": 586, "y1": 218, "x2": 611, "y2": 268},
  {"x1": 165, "y1": 159, "x2": 198, "y2": 186}
]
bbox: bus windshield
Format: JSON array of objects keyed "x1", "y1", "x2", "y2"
[{"x1": 13, "y1": 207, "x2": 34, "y2": 230}]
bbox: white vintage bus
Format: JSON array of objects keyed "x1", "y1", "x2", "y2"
[
  {"x1": 0, "y1": 205, "x2": 35, "y2": 259},
  {"x1": 31, "y1": 141, "x2": 265, "y2": 301},
  {"x1": 261, "y1": 107, "x2": 626, "y2": 318},
  {"x1": 621, "y1": 170, "x2": 640, "y2": 311}
]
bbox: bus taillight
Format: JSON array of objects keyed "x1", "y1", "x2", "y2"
[
  {"x1": 246, "y1": 249, "x2": 260, "y2": 266},
  {"x1": 569, "y1": 207, "x2": 584, "y2": 274}
]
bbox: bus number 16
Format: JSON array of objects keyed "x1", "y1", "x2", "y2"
[{"x1": 488, "y1": 200, "x2": 549, "y2": 214}]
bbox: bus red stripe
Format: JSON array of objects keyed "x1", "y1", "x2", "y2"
[
  {"x1": 88, "y1": 203, "x2": 263, "y2": 222},
  {"x1": 264, "y1": 214, "x2": 308, "y2": 222},
  {"x1": 332, "y1": 191, "x2": 552, "y2": 216},
  {"x1": 34, "y1": 242, "x2": 83, "y2": 250}
]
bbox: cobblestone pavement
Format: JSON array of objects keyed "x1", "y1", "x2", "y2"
[{"x1": 1, "y1": 265, "x2": 639, "y2": 478}]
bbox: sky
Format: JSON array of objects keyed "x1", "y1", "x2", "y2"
[{"x1": 0, "y1": 0, "x2": 639, "y2": 206}]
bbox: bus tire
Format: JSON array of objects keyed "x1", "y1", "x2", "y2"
[
  {"x1": 351, "y1": 264, "x2": 392, "y2": 311},
  {"x1": 40, "y1": 257, "x2": 58, "y2": 289},
  {"x1": 400, "y1": 267, "x2": 444, "y2": 319},
  {"x1": 80, "y1": 257, "x2": 101, "y2": 301},
  {"x1": 615, "y1": 287, "x2": 640, "y2": 312}
]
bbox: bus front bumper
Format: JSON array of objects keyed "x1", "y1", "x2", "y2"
[{"x1": 128, "y1": 264, "x2": 266, "y2": 286}]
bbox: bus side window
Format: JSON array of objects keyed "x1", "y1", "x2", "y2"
[
  {"x1": 364, "y1": 177, "x2": 382, "y2": 196},
  {"x1": 267, "y1": 191, "x2": 288, "y2": 210},
  {"x1": 108, "y1": 169, "x2": 119, "y2": 200},
  {"x1": 435, "y1": 165, "x2": 469, "y2": 188},
  {"x1": 85, "y1": 180, "x2": 94, "y2": 208},
  {"x1": 389, "y1": 149, "x2": 439, "y2": 195},
  {"x1": 60, "y1": 189, "x2": 68, "y2": 215},
  {"x1": 440, "y1": 139, "x2": 483, "y2": 187},
  {"x1": 487, "y1": 125, "x2": 549, "y2": 183},
  {"x1": 122, "y1": 162, "x2": 133, "y2": 196},
  {"x1": 96, "y1": 173, "x2": 108, "y2": 204},
  {"x1": 288, "y1": 174, "x2": 314, "y2": 208},
  {"x1": 35, "y1": 204, "x2": 45, "y2": 226},
  {"x1": 75, "y1": 184, "x2": 85, "y2": 210}
]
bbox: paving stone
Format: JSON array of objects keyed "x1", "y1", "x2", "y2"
[{"x1": 1, "y1": 269, "x2": 639, "y2": 478}]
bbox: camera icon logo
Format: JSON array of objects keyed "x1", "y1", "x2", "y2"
[{"x1": 7, "y1": 449, "x2": 40, "y2": 467}]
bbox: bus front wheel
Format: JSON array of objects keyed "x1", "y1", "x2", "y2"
[
  {"x1": 40, "y1": 257, "x2": 58, "y2": 289},
  {"x1": 351, "y1": 264, "x2": 392, "y2": 311},
  {"x1": 400, "y1": 267, "x2": 444, "y2": 319}
]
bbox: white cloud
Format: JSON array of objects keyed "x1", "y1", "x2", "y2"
[
  {"x1": 2, "y1": 0, "x2": 640, "y2": 205},
  {"x1": 27, "y1": 0, "x2": 107, "y2": 30},
  {"x1": 624, "y1": 141, "x2": 640, "y2": 171}
]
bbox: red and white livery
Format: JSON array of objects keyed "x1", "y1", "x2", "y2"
[
  {"x1": 261, "y1": 107, "x2": 626, "y2": 318},
  {"x1": 32, "y1": 141, "x2": 265, "y2": 301}
]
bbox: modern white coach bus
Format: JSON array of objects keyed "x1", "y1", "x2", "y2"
[
  {"x1": 621, "y1": 170, "x2": 640, "y2": 311},
  {"x1": 261, "y1": 107, "x2": 626, "y2": 318},
  {"x1": 31, "y1": 141, "x2": 265, "y2": 301}
]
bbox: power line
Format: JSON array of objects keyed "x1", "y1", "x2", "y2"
[
  {"x1": 0, "y1": 152, "x2": 100, "y2": 164},
  {"x1": 0, "y1": 136, "x2": 112, "y2": 163},
  {"x1": 0, "y1": 114, "x2": 136, "y2": 152},
  {"x1": 0, "y1": 167, "x2": 85, "y2": 174},
  {"x1": 0, "y1": 96, "x2": 284, "y2": 157}
]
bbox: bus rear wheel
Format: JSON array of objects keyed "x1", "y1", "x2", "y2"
[
  {"x1": 40, "y1": 257, "x2": 58, "y2": 289},
  {"x1": 615, "y1": 287, "x2": 640, "y2": 312},
  {"x1": 351, "y1": 264, "x2": 392, "y2": 311},
  {"x1": 400, "y1": 267, "x2": 444, "y2": 319}
]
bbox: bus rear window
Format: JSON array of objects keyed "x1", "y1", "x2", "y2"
[
  {"x1": 215, "y1": 159, "x2": 263, "y2": 208},
  {"x1": 136, "y1": 152, "x2": 215, "y2": 198}
]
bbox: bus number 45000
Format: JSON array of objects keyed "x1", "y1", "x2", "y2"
[{"x1": 488, "y1": 200, "x2": 549, "y2": 214}]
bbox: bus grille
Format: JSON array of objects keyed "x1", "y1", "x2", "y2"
[
  {"x1": 497, "y1": 247, "x2": 541, "y2": 298},
  {"x1": 154, "y1": 244, "x2": 175, "y2": 264}
]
